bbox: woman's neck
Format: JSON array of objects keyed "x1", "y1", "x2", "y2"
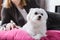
[{"x1": 11, "y1": 0, "x2": 24, "y2": 9}]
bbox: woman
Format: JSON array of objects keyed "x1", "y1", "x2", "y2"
[{"x1": 1, "y1": 0, "x2": 40, "y2": 30}]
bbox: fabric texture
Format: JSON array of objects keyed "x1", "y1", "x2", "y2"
[
  {"x1": 0, "y1": 29, "x2": 60, "y2": 40},
  {"x1": 1, "y1": 2, "x2": 26, "y2": 27},
  {"x1": 47, "y1": 11, "x2": 60, "y2": 30}
]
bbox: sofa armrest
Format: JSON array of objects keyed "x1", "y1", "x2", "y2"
[{"x1": 47, "y1": 11, "x2": 60, "y2": 30}]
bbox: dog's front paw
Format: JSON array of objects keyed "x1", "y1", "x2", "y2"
[
  {"x1": 44, "y1": 34, "x2": 47, "y2": 37},
  {"x1": 32, "y1": 34, "x2": 42, "y2": 40},
  {"x1": 43, "y1": 33, "x2": 47, "y2": 37}
]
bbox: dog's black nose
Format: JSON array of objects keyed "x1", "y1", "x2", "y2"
[{"x1": 38, "y1": 16, "x2": 41, "y2": 20}]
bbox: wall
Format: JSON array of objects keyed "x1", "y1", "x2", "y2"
[
  {"x1": 0, "y1": 0, "x2": 2, "y2": 19},
  {"x1": 46, "y1": 0, "x2": 60, "y2": 12}
]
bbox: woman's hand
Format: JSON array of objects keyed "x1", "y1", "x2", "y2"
[{"x1": 5, "y1": 22, "x2": 20, "y2": 30}]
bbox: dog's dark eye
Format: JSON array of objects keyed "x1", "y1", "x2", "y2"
[
  {"x1": 35, "y1": 12, "x2": 38, "y2": 15},
  {"x1": 41, "y1": 13, "x2": 43, "y2": 16}
]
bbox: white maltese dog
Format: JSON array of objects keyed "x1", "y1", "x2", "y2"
[{"x1": 22, "y1": 8, "x2": 48, "y2": 40}]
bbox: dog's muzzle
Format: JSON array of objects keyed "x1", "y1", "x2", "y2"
[{"x1": 37, "y1": 16, "x2": 41, "y2": 20}]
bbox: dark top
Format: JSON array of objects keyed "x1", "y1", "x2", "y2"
[{"x1": 1, "y1": 0, "x2": 40, "y2": 27}]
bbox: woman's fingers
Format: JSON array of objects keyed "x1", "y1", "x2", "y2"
[{"x1": 6, "y1": 23, "x2": 16, "y2": 30}]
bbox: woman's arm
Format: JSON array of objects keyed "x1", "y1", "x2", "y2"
[{"x1": 1, "y1": 8, "x2": 11, "y2": 26}]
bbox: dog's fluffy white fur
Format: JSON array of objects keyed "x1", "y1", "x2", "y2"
[{"x1": 23, "y1": 8, "x2": 48, "y2": 40}]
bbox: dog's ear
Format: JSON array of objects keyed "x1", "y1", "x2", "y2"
[
  {"x1": 39, "y1": 8, "x2": 48, "y2": 19},
  {"x1": 27, "y1": 8, "x2": 34, "y2": 21},
  {"x1": 39, "y1": 8, "x2": 45, "y2": 12}
]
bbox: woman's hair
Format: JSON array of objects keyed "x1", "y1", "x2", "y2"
[
  {"x1": 19, "y1": 0, "x2": 27, "y2": 7},
  {"x1": 2, "y1": 0, "x2": 27, "y2": 8},
  {"x1": 2, "y1": 0, "x2": 11, "y2": 8}
]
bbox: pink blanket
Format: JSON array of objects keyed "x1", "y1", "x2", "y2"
[{"x1": 0, "y1": 29, "x2": 60, "y2": 40}]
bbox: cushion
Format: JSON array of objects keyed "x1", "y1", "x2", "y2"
[{"x1": 0, "y1": 29, "x2": 60, "y2": 40}]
